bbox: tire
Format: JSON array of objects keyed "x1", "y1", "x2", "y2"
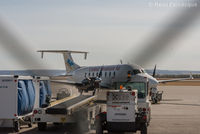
[
  {"x1": 28, "y1": 123, "x2": 32, "y2": 128},
  {"x1": 53, "y1": 122, "x2": 61, "y2": 126},
  {"x1": 95, "y1": 117, "x2": 103, "y2": 134},
  {"x1": 141, "y1": 124, "x2": 147, "y2": 134},
  {"x1": 38, "y1": 122, "x2": 47, "y2": 131},
  {"x1": 14, "y1": 121, "x2": 20, "y2": 132}
]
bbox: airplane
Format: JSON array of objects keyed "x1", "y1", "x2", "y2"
[
  {"x1": 38, "y1": 50, "x2": 193, "y2": 97},
  {"x1": 0, "y1": 1, "x2": 197, "y2": 103}
]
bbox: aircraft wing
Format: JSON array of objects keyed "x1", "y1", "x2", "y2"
[
  {"x1": 50, "y1": 80, "x2": 82, "y2": 86},
  {"x1": 50, "y1": 75, "x2": 82, "y2": 86},
  {"x1": 158, "y1": 74, "x2": 193, "y2": 83}
]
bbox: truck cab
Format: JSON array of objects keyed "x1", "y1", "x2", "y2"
[
  {"x1": 95, "y1": 76, "x2": 151, "y2": 134},
  {"x1": 115, "y1": 77, "x2": 151, "y2": 125}
]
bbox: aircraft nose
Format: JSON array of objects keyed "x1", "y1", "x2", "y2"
[{"x1": 149, "y1": 77, "x2": 159, "y2": 86}]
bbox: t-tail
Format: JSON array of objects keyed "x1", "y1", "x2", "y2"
[{"x1": 37, "y1": 50, "x2": 88, "y2": 73}]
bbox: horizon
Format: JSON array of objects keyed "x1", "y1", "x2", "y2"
[{"x1": 0, "y1": 0, "x2": 199, "y2": 70}]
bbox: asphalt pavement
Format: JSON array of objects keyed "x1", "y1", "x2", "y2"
[{"x1": 1, "y1": 85, "x2": 200, "y2": 134}]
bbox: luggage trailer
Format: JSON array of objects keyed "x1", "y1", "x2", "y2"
[{"x1": 33, "y1": 94, "x2": 100, "y2": 132}]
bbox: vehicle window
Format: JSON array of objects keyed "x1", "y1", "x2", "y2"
[
  {"x1": 85, "y1": 73, "x2": 87, "y2": 77},
  {"x1": 132, "y1": 70, "x2": 141, "y2": 75},
  {"x1": 105, "y1": 72, "x2": 107, "y2": 77},
  {"x1": 88, "y1": 73, "x2": 90, "y2": 77},
  {"x1": 109, "y1": 72, "x2": 111, "y2": 77},
  {"x1": 116, "y1": 82, "x2": 146, "y2": 99},
  {"x1": 92, "y1": 73, "x2": 94, "y2": 76},
  {"x1": 96, "y1": 72, "x2": 98, "y2": 77}
]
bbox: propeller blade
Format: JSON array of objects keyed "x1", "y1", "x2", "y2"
[
  {"x1": 127, "y1": 1, "x2": 200, "y2": 67},
  {"x1": 152, "y1": 64, "x2": 157, "y2": 77},
  {"x1": 0, "y1": 17, "x2": 45, "y2": 74},
  {"x1": 98, "y1": 66, "x2": 103, "y2": 78}
]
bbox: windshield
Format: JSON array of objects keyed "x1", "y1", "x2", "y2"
[
  {"x1": 132, "y1": 70, "x2": 141, "y2": 74},
  {"x1": 116, "y1": 82, "x2": 146, "y2": 98},
  {"x1": 141, "y1": 69, "x2": 146, "y2": 73}
]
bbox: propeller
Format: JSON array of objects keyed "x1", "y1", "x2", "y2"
[
  {"x1": 126, "y1": 1, "x2": 200, "y2": 67},
  {"x1": 152, "y1": 64, "x2": 157, "y2": 78},
  {"x1": 0, "y1": 18, "x2": 45, "y2": 72},
  {"x1": 0, "y1": 0, "x2": 199, "y2": 76},
  {"x1": 82, "y1": 66, "x2": 103, "y2": 86}
]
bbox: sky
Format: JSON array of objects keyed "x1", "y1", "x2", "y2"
[{"x1": 0, "y1": 0, "x2": 199, "y2": 70}]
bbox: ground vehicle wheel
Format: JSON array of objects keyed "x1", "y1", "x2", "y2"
[
  {"x1": 141, "y1": 124, "x2": 147, "y2": 134},
  {"x1": 53, "y1": 122, "x2": 61, "y2": 126},
  {"x1": 152, "y1": 98, "x2": 157, "y2": 104},
  {"x1": 38, "y1": 122, "x2": 47, "y2": 131},
  {"x1": 14, "y1": 121, "x2": 20, "y2": 132},
  {"x1": 28, "y1": 123, "x2": 32, "y2": 128},
  {"x1": 95, "y1": 117, "x2": 103, "y2": 134}
]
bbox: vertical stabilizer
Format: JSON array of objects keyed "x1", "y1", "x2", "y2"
[
  {"x1": 63, "y1": 52, "x2": 80, "y2": 72},
  {"x1": 38, "y1": 50, "x2": 88, "y2": 73}
]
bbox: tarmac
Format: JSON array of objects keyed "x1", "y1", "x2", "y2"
[{"x1": 1, "y1": 84, "x2": 200, "y2": 134}]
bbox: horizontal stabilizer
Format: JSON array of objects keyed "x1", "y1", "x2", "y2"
[
  {"x1": 37, "y1": 50, "x2": 88, "y2": 73},
  {"x1": 37, "y1": 50, "x2": 88, "y2": 59}
]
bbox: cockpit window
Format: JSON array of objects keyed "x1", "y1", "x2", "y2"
[
  {"x1": 132, "y1": 69, "x2": 141, "y2": 74},
  {"x1": 141, "y1": 69, "x2": 146, "y2": 73}
]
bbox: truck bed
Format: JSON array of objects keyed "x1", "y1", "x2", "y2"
[{"x1": 46, "y1": 95, "x2": 93, "y2": 114}]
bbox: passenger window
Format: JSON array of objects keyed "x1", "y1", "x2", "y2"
[
  {"x1": 105, "y1": 72, "x2": 107, "y2": 77},
  {"x1": 109, "y1": 72, "x2": 111, "y2": 77},
  {"x1": 113, "y1": 72, "x2": 115, "y2": 77}
]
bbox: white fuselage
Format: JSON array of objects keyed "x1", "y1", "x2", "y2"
[{"x1": 69, "y1": 64, "x2": 159, "y2": 89}]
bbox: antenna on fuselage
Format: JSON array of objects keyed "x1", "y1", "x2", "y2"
[{"x1": 120, "y1": 59, "x2": 123, "y2": 64}]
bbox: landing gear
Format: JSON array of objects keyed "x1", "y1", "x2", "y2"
[{"x1": 152, "y1": 98, "x2": 158, "y2": 104}]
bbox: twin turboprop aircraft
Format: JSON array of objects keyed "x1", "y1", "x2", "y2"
[{"x1": 38, "y1": 50, "x2": 193, "y2": 95}]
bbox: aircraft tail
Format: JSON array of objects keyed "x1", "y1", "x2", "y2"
[{"x1": 38, "y1": 50, "x2": 88, "y2": 73}]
